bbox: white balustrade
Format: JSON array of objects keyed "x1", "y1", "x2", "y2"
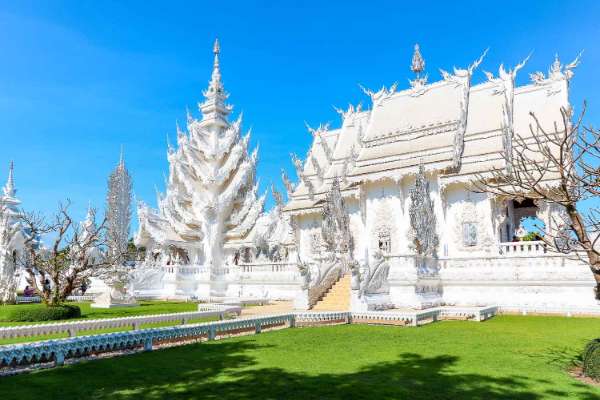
[
  {"x1": 161, "y1": 264, "x2": 210, "y2": 275},
  {"x1": 238, "y1": 262, "x2": 298, "y2": 273},
  {"x1": 16, "y1": 295, "x2": 97, "y2": 304},
  {"x1": 498, "y1": 240, "x2": 547, "y2": 256},
  {"x1": 236, "y1": 262, "x2": 300, "y2": 284},
  {"x1": 0, "y1": 307, "x2": 240, "y2": 340},
  {"x1": 438, "y1": 252, "x2": 574, "y2": 269}
]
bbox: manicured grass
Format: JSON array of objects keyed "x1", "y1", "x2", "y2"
[
  {"x1": 1, "y1": 316, "x2": 600, "y2": 399},
  {"x1": 0, "y1": 301, "x2": 199, "y2": 327}
]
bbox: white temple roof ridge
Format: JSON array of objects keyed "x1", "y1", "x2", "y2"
[{"x1": 284, "y1": 49, "x2": 575, "y2": 212}]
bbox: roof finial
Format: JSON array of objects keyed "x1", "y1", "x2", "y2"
[
  {"x1": 208, "y1": 38, "x2": 223, "y2": 94},
  {"x1": 411, "y1": 43, "x2": 425, "y2": 77},
  {"x1": 200, "y1": 37, "x2": 231, "y2": 120},
  {"x1": 550, "y1": 53, "x2": 562, "y2": 75},
  {"x1": 213, "y1": 38, "x2": 220, "y2": 71},
  {"x1": 119, "y1": 145, "x2": 125, "y2": 167},
  {"x1": 83, "y1": 201, "x2": 95, "y2": 229},
  {"x1": 3, "y1": 161, "x2": 15, "y2": 198},
  {"x1": 213, "y1": 38, "x2": 220, "y2": 55}
]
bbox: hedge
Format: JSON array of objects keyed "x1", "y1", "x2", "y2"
[
  {"x1": 583, "y1": 338, "x2": 600, "y2": 380},
  {"x1": 3, "y1": 304, "x2": 81, "y2": 322}
]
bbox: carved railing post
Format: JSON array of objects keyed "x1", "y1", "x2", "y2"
[
  {"x1": 144, "y1": 337, "x2": 153, "y2": 351},
  {"x1": 54, "y1": 351, "x2": 65, "y2": 366}
]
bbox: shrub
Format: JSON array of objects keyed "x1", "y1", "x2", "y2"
[
  {"x1": 3, "y1": 304, "x2": 81, "y2": 322},
  {"x1": 583, "y1": 338, "x2": 600, "y2": 380}
]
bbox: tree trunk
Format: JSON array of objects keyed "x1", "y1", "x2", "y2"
[{"x1": 566, "y1": 205, "x2": 600, "y2": 300}]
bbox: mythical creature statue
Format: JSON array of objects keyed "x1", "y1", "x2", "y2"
[{"x1": 358, "y1": 250, "x2": 390, "y2": 298}]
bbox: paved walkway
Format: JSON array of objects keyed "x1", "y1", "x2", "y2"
[{"x1": 240, "y1": 301, "x2": 294, "y2": 317}]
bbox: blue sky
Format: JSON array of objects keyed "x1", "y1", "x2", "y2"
[{"x1": 1, "y1": 0, "x2": 599, "y2": 233}]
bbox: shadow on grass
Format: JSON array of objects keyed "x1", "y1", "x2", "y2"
[{"x1": 0, "y1": 339, "x2": 598, "y2": 400}]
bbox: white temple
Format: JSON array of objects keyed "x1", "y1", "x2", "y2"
[{"x1": 135, "y1": 42, "x2": 598, "y2": 313}]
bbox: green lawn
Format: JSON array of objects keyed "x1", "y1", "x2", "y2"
[
  {"x1": 1, "y1": 316, "x2": 599, "y2": 399},
  {"x1": 0, "y1": 301, "x2": 199, "y2": 327}
]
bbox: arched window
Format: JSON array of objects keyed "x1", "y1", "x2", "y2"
[{"x1": 462, "y1": 222, "x2": 478, "y2": 247}]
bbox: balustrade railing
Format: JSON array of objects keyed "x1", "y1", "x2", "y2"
[
  {"x1": 0, "y1": 314, "x2": 295, "y2": 369},
  {"x1": 437, "y1": 252, "x2": 575, "y2": 269},
  {"x1": 0, "y1": 308, "x2": 240, "y2": 340},
  {"x1": 16, "y1": 295, "x2": 97, "y2": 304},
  {"x1": 163, "y1": 264, "x2": 210, "y2": 275},
  {"x1": 238, "y1": 262, "x2": 298, "y2": 274},
  {"x1": 498, "y1": 240, "x2": 547, "y2": 256},
  {"x1": 141, "y1": 262, "x2": 301, "y2": 283}
]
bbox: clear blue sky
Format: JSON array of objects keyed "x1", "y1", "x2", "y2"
[{"x1": 1, "y1": 0, "x2": 599, "y2": 232}]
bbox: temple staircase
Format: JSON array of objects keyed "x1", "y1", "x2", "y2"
[{"x1": 311, "y1": 273, "x2": 351, "y2": 311}]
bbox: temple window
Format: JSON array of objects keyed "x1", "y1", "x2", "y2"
[
  {"x1": 378, "y1": 227, "x2": 391, "y2": 254},
  {"x1": 462, "y1": 222, "x2": 478, "y2": 247},
  {"x1": 310, "y1": 232, "x2": 321, "y2": 254},
  {"x1": 242, "y1": 247, "x2": 253, "y2": 263}
]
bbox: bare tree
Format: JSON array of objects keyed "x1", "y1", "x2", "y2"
[
  {"x1": 475, "y1": 103, "x2": 600, "y2": 299},
  {"x1": 19, "y1": 201, "x2": 117, "y2": 306}
]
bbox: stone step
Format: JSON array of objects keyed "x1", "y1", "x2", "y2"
[{"x1": 311, "y1": 273, "x2": 351, "y2": 311}]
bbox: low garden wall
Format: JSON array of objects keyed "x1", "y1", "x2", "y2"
[{"x1": 0, "y1": 306, "x2": 242, "y2": 340}]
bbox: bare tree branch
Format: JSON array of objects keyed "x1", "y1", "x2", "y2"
[{"x1": 475, "y1": 103, "x2": 600, "y2": 299}]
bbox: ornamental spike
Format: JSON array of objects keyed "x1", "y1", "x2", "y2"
[
  {"x1": 411, "y1": 43, "x2": 425, "y2": 77},
  {"x1": 3, "y1": 161, "x2": 15, "y2": 197},
  {"x1": 119, "y1": 145, "x2": 125, "y2": 167},
  {"x1": 209, "y1": 38, "x2": 223, "y2": 93},
  {"x1": 271, "y1": 182, "x2": 283, "y2": 207}
]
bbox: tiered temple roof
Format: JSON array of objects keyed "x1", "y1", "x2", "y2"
[{"x1": 284, "y1": 46, "x2": 578, "y2": 214}]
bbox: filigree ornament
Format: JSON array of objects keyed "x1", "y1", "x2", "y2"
[
  {"x1": 409, "y1": 165, "x2": 439, "y2": 257},
  {"x1": 530, "y1": 52, "x2": 582, "y2": 89},
  {"x1": 441, "y1": 49, "x2": 487, "y2": 171}
]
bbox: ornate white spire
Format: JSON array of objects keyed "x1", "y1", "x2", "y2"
[
  {"x1": 409, "y1": 44, "x2": 428, "y2": 90},
  {"x1": 200, "y1": 38, "x2": 231, "y2": 124},
  {"x1": 209, "y1": 38, "x2": 223, "y2": 94},
  {"x1": 411, "y1": 44, "x2": 425, "y2": 77},
  {"x1": 119, "y1": 145, "x2": 125, "y2": 169},
  {"x1": 106, "y1": 150, "x2": 133, "y2": 264},
  {"x1": 81, "y1": 203, "x2": 96, "y2": 235},
  {"x1": 3, "y1": 162, "x2": 15, "y2": 198},
  {"x1": 136, "y1": 38, "x2": 261, "y2": 297}
]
